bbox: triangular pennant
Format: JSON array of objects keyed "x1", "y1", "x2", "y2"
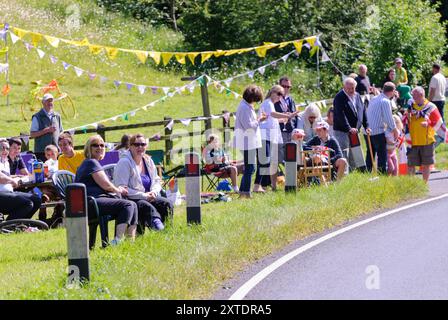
[
  {"x1": 213, "y1": 50, "x2": 226, "y2": 58},
  {"x1": 137, "y1": 85, "x2": 146, "y2": 95},
  {"x1": 24, "y1": 42, "x2": 33, "y2": 52},
  {"x1": 219, "y1": 85, "x2": 225, "y2": 93},
  {"x1": 161, "y1": 52, "x2": 173, "y2": 65},
  {"x1": 0, "y1": 30, "x2": 6, "y2": 41},
  {"x1": 74, "y1": 66, "x2": 84, "y2": 77},
  {"x1": 303, "y1": 42, "x2": 311, "y2": 50},
  {"x1": 68, "y1": 129, "x2": 75, "y2": 136},
  {"x1": 14, "y1": 27, "x2": 28, "y2": 39},
  {"x1": 224, "y1": 78, "x2": 233, "y2": 87},
  {"x1": 44, "y1": 35, "x2": 60, "y2": 48},
  {"x1": 88, "y1": 72, "x2": 97, "y2": 80},
  {"x1": 142, "y1": 105, "x2": 148, "y2": 111},
  {"x1": 233, "y1": 92, "x2": 240, "y2": 99},
  {"x1": 130, "y1": 111, "x2": 136, "y2": 117},
  {"x1": 167, "y1": 92, "x2": 175, "y2": 98},
  {"x1": 187, "y1": 52, "x2": 199, "y2": 65},
  {"x1": 223, "y1": 112, "x2": 231, "y2": 123},
  {"x1": 278, "y1": 41, "x2": 289, "y2": 49},
  {"x1": 180, "y1": 118, "x2": 192, "y2": 126},
  {"x1": 188, "y1": 84, "x2": 195, "y2": 93},
  {"x1": 175, "y1": 53, "x2": 186, "y2": 64},
  {"x1": 100, "y1": 76, "x2": 108, "y2": 84},
  {"x1": 134, "y1": 50, "x2": 148, "y2": 64},
  {"x1": 30, "y1": 32, "x2": 43, "y2": 46},
  {"x1": 165, "y1": 119, "x2": 174, "y2": 130},
  {"x1": 162, "y1": 87, "x2": 170, "y2": 95},
  {"x1": 309, "y1": 45, "x2": 319, "y2": 57},
  {"x1": 151, "y1": 87, "x2": 158, "y2": 94},
  {"x1": 293, "y1": 40, "x2": 304, "y2": 54},
  {"x1": 36, "y1": 48, "x2": 45, "y2": 59},
  {"x1": 201, "y1": 52, "x2": 213, "y2": 63},
  {"x1": 22, "y1": 136, "x2": 29, "y2": 145},
  {"x1": 62, "y1": 61, "x2": 71, "y2": 70},
  {"x1": 1, "y1": 84, "x2": 10, "y2": 96},
  {"x1": 9, "y1": 32, "x2": 20, "y2": 44},
  {"x1": 321, "y1": 51, "x2": 331, "y2": 62},
  {"x1": 225, "y1": 88, "x2": 231, "y2": 96},
  {"x1": 148, "y1": 102, "x2": 156, "y2": 107},
  {"x1": 49, "y1": 55, "x2": 58, "y2": 64},
  {"x1": 248, "y1": 71, "x2": 255, "y2": 79},
  {"x1": 148, "y1": 52, "x2": 161, "y2": 65},
  {"x1": 255, "y1": 46, "x2": 269, "y2": 58},
  {"x1": 224, "y1": 49, "x2": 240, "y2": 56},
  {"x1": 89, "y1": 45, "x2": 103, "y2": 55},
  {"x1": 114, "y1": 80, "x2": 121, "y2": 88},
  {"x1": 122, "y1": 113, "x2": 129, "y2": 121},
  {"x1": 0, "y1": 63, "x2": 8, "y2": 74},
  {"x1": 258, "y1": 66, "x2": 266, "y2": 75},
  {"x1": 90, "y1": 123, "x2": 98, "y2": 130},
  {"x1": 126, "y1": 83, "x2": 134, "y2": 91},
  {"x1": 105, "y1": 47, "x2": 119, "y2": 60},
  {"x1": 320, "y1": 100, "x2": 327, "y2": 109},
  {"x1": 281, "y1": 53, "x2": 290, "y2": 62},
  {"x1": 315, "y1": 37, "x2": 322, "y2": 48},
  {"x1": 305, "y1": 36, "x2": 316, "y2": 47}
]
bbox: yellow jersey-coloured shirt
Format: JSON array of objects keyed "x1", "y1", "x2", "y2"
[
  {"x1": 409, "y1": 100, "x2": 436, "y2": 146},
  {"x1": 58, "y1": 150, "x2": 85, "y2": 174},
  {"x1": 394, "y1": 67, "x2": 408, "y2": 85}
]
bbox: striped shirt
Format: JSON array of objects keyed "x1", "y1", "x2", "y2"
[{"x1": 366, "y1": 93, "x2": 396, "y2": 135}]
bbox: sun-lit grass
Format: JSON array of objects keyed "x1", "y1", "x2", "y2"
[{"x1": 0, "y1": 173, "x2": 427, "y2": 299}]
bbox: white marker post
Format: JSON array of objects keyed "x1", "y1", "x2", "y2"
[
  {"x1": 65, "y1": 183, "x2": 90, "y2": 283},
  {"x1": 284, "y1": 142, "x2": 298, "y2": 193},
  {"x1": 185, "y1": 152, "x2": 201, "y2": 225}
]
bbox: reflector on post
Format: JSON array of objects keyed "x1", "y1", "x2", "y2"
[
  {"x1": 285, "y1": 142, "x2": 297, "y2": 162},
  {"x1": 285, "y1": 142, "x2": 298, "y2": 193},
  {"x1": 185, "y1": 152, "x2": 201, "y2": 224}
]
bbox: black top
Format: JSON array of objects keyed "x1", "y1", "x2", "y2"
[
  {"x1": 333, "y1": 89, "x2": 369, "y2": 133},
  {"x1": 8, "y1": 156, "x2": 26, "y2": 175},
  {"x1": 75, "y1": 159, "x2": 106, "y2": 198},
  {"x1": 274, "y1": 96, "x2": 298, "y2": 133},
  {"x1": 305, "y1": 136, "x2": 343, "y2": 165},
  {"x1": 355, "y1": 75, "x2": 371, "y2": 95}
]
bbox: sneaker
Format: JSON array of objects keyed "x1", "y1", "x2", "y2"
[
  {"x1": 109, "y1": 238, "x2": 124, "y2": 246},
  {"x1": 151, "y1": 218, "x2": 165, "y2": 231}
]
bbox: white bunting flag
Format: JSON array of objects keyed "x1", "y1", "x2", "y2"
[
  {"x1": 9, "y1": 32, "x2": 20, "y2": 44},
  {"x1": 138, "y1": 85, "x2": 146, "y2": 95},
  {"x1": 162, "y1": 87, "x2": 170, "y2": 95},
  {"x1": 142, "y1": 105, "x2": 148, "y2": 111},
  {"x1": 281, "y1": 53, "x2": 290, "y2": 62},
  {"x1": 24, "y1": 42, "x2": 32, "y2": 52},
  {"x1": 74, "y1": 66, "x2": 84, "y2": 77},
  {"x1": 321, "y1": 51, "x2": 331, "y2": 62},
  {"x1": 224, "y1": 78, "x2": 233, "y2": 87},
  {"x1": 130, "y1": 111, "x2": 136, "y2": 117},
  {"x1": 36, "y1": 48, "x2": 45, "y2": 59},
  {"x1": 188, "y1": 84, "x2": 195, "y2": 93},
  {"x1": 68, "y1": 129, "x2": 75, "y2": 136},
  {"x1": 0, "y1": 63, "x2": 8, "y2": 74},
  {"x1": 248, "y1": 71, "x2": 255, "y2": 79},
  {"x1": 22, "y1": 136, "x2": 29, "y2": 145},
  {"x1": 62, "y1": 61, "x2": 71, "y2": 70},
  {"x1": 233, "y1": 92, "x2": 240, "y2": 99},
  {"x1": 165, "y1": 119, "x2": 174, "y2": 131},
  {"x1": 257, "y1": 66, "x2": 266, "y2": 75},
  {"x1": 88, "y1": 72, "x2": 97, "y2": 81},
  {"x1": 180, "y1": 118, "x2": 192, "y2": 126},
  {"x1": 223, "y1": 112, "x2": 231, "y2": 123},
  {"x1": 90, "y1": 123, "x2": 98, "y2": 129},
  {"x1": 49, "y1": 55, "x2": 58, "y2": 64}
]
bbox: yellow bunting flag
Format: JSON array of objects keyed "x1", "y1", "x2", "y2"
[
  {"x1": 293, "y1": 40, "x2": 304, "y2": 54},
  {"x1": 30, "y1": 32, "x2": 43, "y2": 46},
  {"x1": 305, "y1": 36, "x2": 316, "y2": 47},
  {"x1": 0, "y1": 47, "x2": 8, "y2": 55},
  {"x1": 224, "y1": 49, "x2": 240, "y2": 56},
  {"x1": 278, "y1": 41, "x2": 289, "y2": 49},
  {"x1": 148, "y1": 52, "x2": 161, "y2": 65},
  {"x1": 13, "y1": 27, "x2": 28, "y2": 39},
  {"x1": 175, "y1": 53, "x2": 186, "y2": 64},
  {"x1": 134, "y1": 50, "x2": 148, "y2": 64},
  {"x1": 201, "y1": 52, "x2": 213, "y2": 63},
  {"x1": 161, "y1": 52, "x2": 173, "y2": 65},
  {"x1": 89, "y1": 45, "x2": 103, "y2": 55},
  {"x1": 187, "y1": 52, "x2": 199, "y2": 65},
  {"x1": 309, "y1": 45, "x2": 319, "y2": 57},
  {"x1": 105, "y1": 47, "x2": 119, "y2": 60},
  {"x1": 213, "y1": 50, "x2": 226, "y2": 58},
  {"x1": 44, "y1": 35, "x2": 60, "y2": 48}
]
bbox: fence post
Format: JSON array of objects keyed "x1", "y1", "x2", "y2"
[
  {"x1": 96, "y1": 124, "x2": 106, "y2": 142},
  {"x1": 164, "y1": 116, "x2": 173, "y2": 165}
]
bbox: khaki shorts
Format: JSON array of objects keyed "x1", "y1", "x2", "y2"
[{"x1": 407, "y1": 144, "x2": 435, "y2": 166}]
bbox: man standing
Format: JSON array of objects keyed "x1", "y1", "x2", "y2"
[
  {"x1": 274, "y1": 76, "x2": 298, "y2": 164},
  {"x1": 428, "y1": 63, "x2": 446, "y2": 121},
  {"x1": 355, "y1": 64, "x2": 374, "y2": 109},
  {"x1": 366, "y1": 82, "x2": 399, "y2": 174},
  {"x1": 30, "y1": 93, "x2": 63, "y2": 162},
  {"x1": 393, "y1": 58, "x2": 408, "y2": 86},
  {"x1": 406, "y1": 87, "x2": 442, "y2": 183},
  {"x1": 333, "y1": 77, "x2": 371, "y2": 170}
]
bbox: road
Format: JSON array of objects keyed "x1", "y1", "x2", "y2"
[{"x1": 216, "y1": 171, "x2": 448, "y2": 300}]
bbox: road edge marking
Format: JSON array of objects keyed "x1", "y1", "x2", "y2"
[{"x1": 229, "y1": 193, "x2": 448, "y2": 300}]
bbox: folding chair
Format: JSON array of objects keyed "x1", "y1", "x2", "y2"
[
  {"x1": 146, "y1": 149, "x2": 185, "y2": 188},
  {"x1": 202, "y1": 163, "x2": 230, "y2": 192},
  {"x1": 99, "y1": 150, "x2": 120, "y2": 166},
  {"x1": 297, "y1": 148, "x2": 333, "y2": 188}
]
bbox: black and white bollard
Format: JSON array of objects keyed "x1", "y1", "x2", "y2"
[
  {"x1": 185, "y1": 152, "x2": 201, "y2": 225},
  {"x1": 284, "y1": 142, "x2": 298, "y2": 193},
  {"x1": 65, "y1": 183, "x2": 90, "y2": 283}
]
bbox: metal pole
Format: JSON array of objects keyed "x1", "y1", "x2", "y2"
[{"x1": 4, "y1": 24, "x2": 9, "y2": 107}]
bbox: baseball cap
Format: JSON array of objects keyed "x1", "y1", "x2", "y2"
[
  {"x1": 42, "y1": 93, "x2": 54, "y2": 102},
  {"x1": 395, "y1": 58, "x2": 403, "y2": 64},
  {"x1": 315, "y1": 121, "x2": 330, "y2": 130}
]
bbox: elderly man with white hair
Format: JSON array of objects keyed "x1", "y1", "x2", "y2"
[
  {"x1": 30, "y1": 93, "x2": 63, "y2": 161},
  {"x1": 333, "y1": 77, "x2": 371, "y2": 170}
]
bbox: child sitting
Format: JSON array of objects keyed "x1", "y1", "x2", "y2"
[
  {"x1": 203, "y1": 134, "x2": 241, "y2": 192},
  {"x1": 44, "y1": 144, "x2": 59, "y2": 178},
  {"x1": 385, "y1": 115, "x2": 404, "y2": 176}
]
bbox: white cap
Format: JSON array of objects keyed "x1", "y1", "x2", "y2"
[
  {"x1": 315, "y1": 121, "x2": 330, "y2": 130},
  {"x1": 42, "y1": 93, "x2": 54, "y2": 102}
]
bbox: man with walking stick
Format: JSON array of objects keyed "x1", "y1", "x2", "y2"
[{"x1": 365, "y1": 82, "x2": 399, "y2": 174}]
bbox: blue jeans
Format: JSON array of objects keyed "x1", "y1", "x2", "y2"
[
  {"x1": 365, "y1": 133, "x2": 387, "y2": 174},
  {"x1": 239, "y1": 149, "x2": 257, "y2": 193}
]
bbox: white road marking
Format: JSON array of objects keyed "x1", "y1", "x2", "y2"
[{"x1": 229, "y1": 193, "x2": 448, "y2": 300}]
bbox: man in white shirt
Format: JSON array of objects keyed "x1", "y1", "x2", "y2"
[{"x1": 428, "y1": 63, "x2": 446, "y2": 121}]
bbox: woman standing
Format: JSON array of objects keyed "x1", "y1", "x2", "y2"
[
  {"x1": 75, "y1": 135, "x2": 138, "y2": 245},
  {"x1": 255, "y1": 85, "x2": 294, "y2": 192},
  {"x1": 233, "y1": 85, "x2": 266, "y2": 198},
  {"x1": 114, "y1": 133, "x2": 172, "y2": 233}
]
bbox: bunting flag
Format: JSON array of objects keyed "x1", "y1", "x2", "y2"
[
  {"x1": 1, "y1": 84, "x2": 10, "y2": 96},
  {"x1": 0, "y1": 63, "x2": 8, "y2": 74},
  {"x1": 7, "y1": 24, "x2": 318, "y2": 65}
]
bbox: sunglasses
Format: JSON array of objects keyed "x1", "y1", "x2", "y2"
[
  {"x1": 281, "y1": 85, "x2": 292, "y2": 89},
  {"x1": 91, "y1": 143, "x2": 105, "y2": 148},
  {"x1": 277, "y1": 92, "x2": 284, "y2": 97},
  {"x1": 132, "y1": 143, "x2": 147, "y2": 147}
]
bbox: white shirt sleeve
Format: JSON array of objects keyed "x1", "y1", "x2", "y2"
[{"x1": 30, "y1": 116, "x2": 40, "y2": 132}]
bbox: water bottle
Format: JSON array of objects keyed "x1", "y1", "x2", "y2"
[{"x1": 33, "y1": 160, "x2": 45, "y2": 183}]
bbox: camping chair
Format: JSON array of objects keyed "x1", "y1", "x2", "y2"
[
  {"x1": 99, "y1": 150, "x2": 120, "y2": 166},
  {"x1": 146, "y1": 149, "x2": 185, "y2": 188},
  {"x1": 297, "y1": 148, "x2": 333, "y2": 188},
  {"x1": 52, "y1": 170, "x2": 112, "y2": 249},
  {"x1": 102, "y1": 163, "x2": 116, "y2": 182},
  {"x1": 202, "y1": 163, "x2": 231, "y2": 192}
]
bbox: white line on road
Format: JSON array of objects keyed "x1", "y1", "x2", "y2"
[{"x1": 229, "y1": 193, "x2": 448, "y2": 300}]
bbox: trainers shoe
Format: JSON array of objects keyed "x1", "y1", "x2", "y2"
[
  {"x1": 109, "y1": 238, "x2": 124, "y2": 246},
  {"x1": 151, "y1": 218, "x2": 165, "y2": 231}
]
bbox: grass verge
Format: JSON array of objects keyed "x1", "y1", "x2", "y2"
[{"x1": 0, "y1": 173, "x2": 427, "y2": 299}]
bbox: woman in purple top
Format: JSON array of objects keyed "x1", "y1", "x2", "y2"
[{"x1": 114, "y1": 133, "x2": 172, "y2": 233}]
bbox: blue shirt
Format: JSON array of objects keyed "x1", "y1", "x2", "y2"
[
  {"x1": 75, "y1": 159, "x2": 106, "y2": 197},
  {"x1": 140, "y1": 163, "x2": 152, "y2": 193}
]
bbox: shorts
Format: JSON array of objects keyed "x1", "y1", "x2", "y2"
[{"x1": 407, "y1": 144, "x2": 435, "y2": 166}]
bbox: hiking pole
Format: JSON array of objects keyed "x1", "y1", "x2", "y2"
[{"x1": 366, "y1": 131, "x2": 377, "y2": 175}]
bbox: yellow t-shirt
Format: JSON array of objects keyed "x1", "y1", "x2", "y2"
[
  {"x1": 58, "y1": 150, "x2": 85, "y2": 174},
  {"x1": 394, "y1": 67, "x2": 408, "y2": 85},
  {"x1": 409, "y1": 100, "x2": 436, "y2": 146}
]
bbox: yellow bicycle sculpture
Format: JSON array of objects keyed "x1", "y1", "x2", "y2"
[{"x1": 20, "y1": 79, "x2": 77, "y2": 121}]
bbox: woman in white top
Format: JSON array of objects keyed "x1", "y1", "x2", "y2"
[
  {"x1": 0, "y1": 139, "x2": 10, "y2": 175},
  {"x1": 297, "y1": 103, "x2": 322, "y2": 142},
  {"x1": 233, "y1": 85, "x2": 266, "y2": 198},
  {"x1": 255, "y1": 85, "x2": 296, "y2": 192}
]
